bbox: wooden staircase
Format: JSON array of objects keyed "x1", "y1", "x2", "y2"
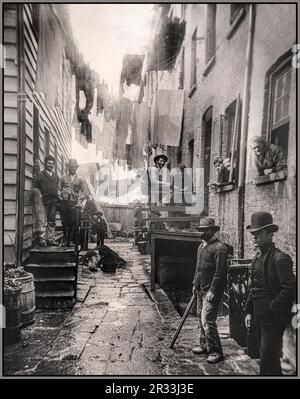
[{"x1": 25, "y1": 247, "x2": 78, "y2": 309}]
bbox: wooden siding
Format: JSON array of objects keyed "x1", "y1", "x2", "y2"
[
  {"x1": 3, "y1": 4, "x2": 74, "y2": 263},
  {"x1": 3, "y1": 4, "x2": 18, "y2": 263}
]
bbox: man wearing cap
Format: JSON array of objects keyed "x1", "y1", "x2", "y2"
[
  {"x1": 147, "y1": 154, "x2": 171, "y2": 205},
  {"x1": 192, "y1": 217, "x2": 229, "y2": 364},
  {"x1": 250, "y1": 136, "x2": 285, "y2": 176},
  {"x1": 244, "y1": 211, "x2": 295, "y2": 375}
]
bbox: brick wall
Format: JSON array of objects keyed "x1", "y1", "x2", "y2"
[
  {"x1": 180, "y1": 4, "x2": 296, "y2": 263},
  {"x1": 245, "y1": 4, "x2": 296, "y2": 262}
]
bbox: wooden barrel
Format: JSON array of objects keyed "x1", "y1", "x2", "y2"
[
  {"x1": 4, "y1": 286, "x2": 22, "y2": 345},
  {"x1": 15, "y1": 273, "x2": 36, "y2": 327}
]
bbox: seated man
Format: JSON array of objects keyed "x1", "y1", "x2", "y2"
[{"x1": 250, "y1": 136, "x2": 285, "y2": 176}]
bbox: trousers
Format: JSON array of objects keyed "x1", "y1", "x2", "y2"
[
  {"x1": 196, "y1": 290, "x2": 223, "y2": 355},
  {"x1": 253, "y1": 298, "x2": 286, "y2": 375},
  {"x1": 33, "y1": 188, "x2": 56, "y2": 241}
]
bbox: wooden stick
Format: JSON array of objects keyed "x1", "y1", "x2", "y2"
[{"x1": 170, "y1": 292, "x2": 196, "y2": 349}]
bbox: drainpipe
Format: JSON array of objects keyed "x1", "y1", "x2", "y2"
[
  {"x1": 16, "y1": 3, "x2": 26, "y2": 266},
  {"x1": 237, "y1": 4, "x2": 255, "y2": 258}
]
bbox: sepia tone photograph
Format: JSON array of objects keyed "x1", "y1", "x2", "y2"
[{"x1": 1, "y1": 2, "x2": 298, "y2": 380}]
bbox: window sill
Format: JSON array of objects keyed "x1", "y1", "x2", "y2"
[
  {"x1": 188, "y1": 84, "x2": 197, "y2": 98},
  {"x1": 226, "y1": 7, "x2": 247, "y2": 40},
  {"x1": 253, "y1": 170, "x2": 288, "y2": 185},
  {"x1": 202, "y1": 55, "x2": 216, "y2": 77},
  {"x1": 216, "y1": 182, "x2": 235, "y2": 193}
]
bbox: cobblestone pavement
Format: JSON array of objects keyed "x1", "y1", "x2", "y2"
[{"x1": 4, "y1": 240, "x2": 260, "y2": 376}]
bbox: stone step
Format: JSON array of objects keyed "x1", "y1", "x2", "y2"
[
  {"x1": 34, "y1": 277, "x2": 76, "y2": 293},
  {"x1": 25, "y1": 263, "x2": 76, "y2": 280},
  {"x1": 29, "y1": 247, "x2": 77, "y2": 264}
]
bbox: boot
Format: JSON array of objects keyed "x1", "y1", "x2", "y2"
[{"x1": 61, "y1": 227, "x2": 68, "y2": 246}]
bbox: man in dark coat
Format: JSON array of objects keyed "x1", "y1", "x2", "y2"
[
  {"x1": 59, "y1": 159, "x2": 89, "y2": 246},
  {"x1": 33, "y1": 155, "x2": 59, "y2": 246},
  {"x1": 244, "y1": 211, "x2": 295, "y2": 375},
  {"x1": 192, "y1": 217, "x2": 228, "y2": 364}
]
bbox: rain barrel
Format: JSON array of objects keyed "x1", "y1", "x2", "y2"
[
  {"x1": 15, "y1": 273, "x2": 35, "y2": 327},
  {"x1": 4, "y1": 285, "x2": 22, "y2": 345}
]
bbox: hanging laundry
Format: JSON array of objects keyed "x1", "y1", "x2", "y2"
[
  {"x1": 116, "y1": 97, "x2": 133, "y2": 161},
  {"x1": 132, "y1": 102, "x2": 150, "y2": 169},
  {"x1": 154, "y1": 90, "x2": 184, "y2": 147}
]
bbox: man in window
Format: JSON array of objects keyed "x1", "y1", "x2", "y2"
[
  {"x1": 250, "y1": 136, "x2": 285, "y2": 176},
  {"x1": 244, "y1": 212, "x2": 295, "y2": 375},
  {"x1": 208, "y1": 156, "x2": 230, "y2": 189},
  {"x1": 147, "y1": 154, "x2": 171, "y2": 205}
]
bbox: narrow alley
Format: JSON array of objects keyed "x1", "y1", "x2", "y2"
[
  {"x1": 2, "y1": 3, "x2": 297, "y2": 380},
  {"x1": 4, "y1": 240, "x2": 260, "y2": 376}
]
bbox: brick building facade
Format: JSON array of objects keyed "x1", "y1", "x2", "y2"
[{"x1": 144, "y1": 3, "x2": 296, "y2": 263}]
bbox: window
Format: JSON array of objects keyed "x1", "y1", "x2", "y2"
[
  {"x1": 44, "y1": 128, "x2": 50, "y2": 159},
  {"x1": 269, "y1": 66, "x2": 291, "y2": 161},
  {"x1": 54, "y1": 143, "x2": 58, "y2": 174},
  {"x1": 177, "y1": 150, "x2": 182, "y2": 165},
  {"x1": 227, "y1": 4, "x2": 247, "y2": 39},
  {"x1": 61, "y1": 155, "x2": 64, "y2": 177},
  {"x1": 206, "y1": 4, "x2": 216, "y2": 64},
  {"x1": 188, "y1": 139, "x2": 194, "y2": 190},
  {"x1": 223, "y1": 100, "x2": 238, "y2": 158},
  {"x1": 33, "y1": 105, "x2": 40, "y2": 162},
  {"x1": 190, "y1": 29, "x2": 197, "y2": 89},
  {"x1": 31, "y1": 4, "x2": 40, "y2": 39},
  {"x1": 179, "y1": 48, "x2": 185, "y2": 89},
  {"x1": 221, "y1": 97, "x2": 241, "y2": 184},
  {"x1": 261, "y1": 52, "x2": 293, "y2": 166},
  {"x1": 230, "y1": 4, "x2": 244, "y2": 24}
]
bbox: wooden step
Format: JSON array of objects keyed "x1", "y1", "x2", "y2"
[
  {"x1": 36, "y1": 290, "x2": 75, "y2": 297},
  {"x1": 29, "y1": 247, "x2": 77, "y2": 264},
  {"x1": 36, "y1": 290, "x2": 76, "y2": 309},
  {"x1": 34, "y1": 277, "x2": 76, "y2": 293},
  {"x1": 25, "y1": 263, "x2": 76, "y2": 280}
]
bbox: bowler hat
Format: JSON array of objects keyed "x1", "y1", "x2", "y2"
[
  {"x1": 196, "y1": 217, "x2": 220, "y2": 231},
  {"x1": 246, "y1": 211, "x2": 278, "y2": 233},
  {"x1": 154, "y1": 154, "x2": 168, "y2": 164}
]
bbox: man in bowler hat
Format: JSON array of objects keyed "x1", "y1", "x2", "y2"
[
  {"x1": 192, "y1": 217, "x2": 229, "y2": 364},
  {"x1": 244, "y1": 211, "x2": 295, "y2": 375}
]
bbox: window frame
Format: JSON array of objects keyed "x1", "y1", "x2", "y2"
[
  {"x1": 217, "y1": 96, "x2": 241, "y2": 193},
  {"x1": 205, "y1": 4, "x2": 217, "y2": 66},
  {"x1": 190, "y1": 28, "x2": 197, "y2": 91},
  {"x1": 267, "y1": 59, "x2": 292, "y2": 141},
  {"x1": 226, "y1": 4, "x2": 247, "y2": 39},
  {"x1": 265, "y1": 57, "x2": 292, "y2": 166},
  {"x1": 229, "y1": 4, "x2": 245, "y2": 25}
]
